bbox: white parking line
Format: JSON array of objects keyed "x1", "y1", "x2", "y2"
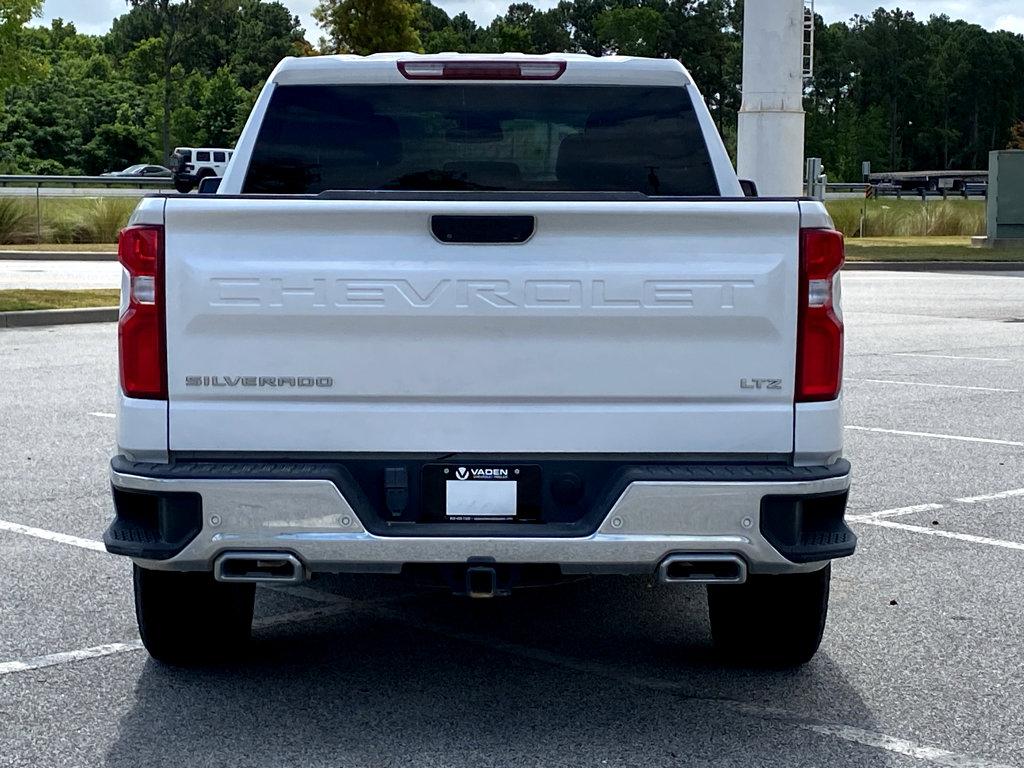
[
  {"x1": 779, "y1": 720, "x2": 995, "y2": 767},
  {"x1": 846, "y1": 378, "x2": 1019, "y2": 393},
  {"x1": 88, "y1": 412, "x2": 115, "y2": 419},
  {"x1": 851, "y1": 517, "x2": 1024, "y2": 552},
  {"x1": 852, "y1": 503, "x2": 945, "y2": 520},
  {"x1": 2, "y1": 587, "x2": 996, "y2": 767},
  {"x1": 887, "y1": 353, "x2": 1011, "y2": 363},
  {"x1": 956, "y1": 487, "x2": 1024, "y2": 504},
  {"x1": 845, "y1": 426, "x2": 1024, "y2": 447},
  {"x1": 0, "y1": 603, "x2": 352, "y2": 679},
  {"x1": 853, "y1": 486, "x2": 1024, "y2": 518},
  {"x1": 362, "y1": 603, "x2": 997, "y2": 768},
  {"x1": 0, "y1": 642, "x2": 143, "y2": 676},
  {"x1": 0, "y1": 519, "x2": 106, "y2": 552},
  {"x1": 0, "y1": 527, "x2": 1003, "y2": 765}
]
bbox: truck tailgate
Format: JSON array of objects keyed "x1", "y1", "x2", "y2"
[{"x1": 163, "y1": 198, "x2": 799, "y2": 454}]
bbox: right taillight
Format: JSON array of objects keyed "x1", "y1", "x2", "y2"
[
  {"x1": 797, "y1": 228, "x2": 845, "y2": 402},
  {"x1": 118, "y1": 224, "x2": 166, "y2": 399}
]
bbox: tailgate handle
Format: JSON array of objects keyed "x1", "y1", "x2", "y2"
[{"x1": 431, "y1": 215, "x2": 534, "y2": 244}]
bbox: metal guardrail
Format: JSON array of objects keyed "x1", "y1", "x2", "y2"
[
  {"x1": 823, "y1": 181, "x2": 986, "y2": 200},
  {"x1": 0, "y1": 175, "x2": 174, "y2": 245},
  {"x1": 825, "y1": 183, "x2": 870, "y2": 194},
  {"x1": 0, "y1": 174, "x2": 169, "y2": 188}
]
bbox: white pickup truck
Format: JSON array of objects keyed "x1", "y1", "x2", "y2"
[{"x1": 106, "y1": 53, "x2": 854, "y2": 667}]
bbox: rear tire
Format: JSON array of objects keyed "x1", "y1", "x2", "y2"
[
  {"x1": 133, "y1": 565, "x2": 255, "y2": 666},
  {"x1": 707, "y1": 563, "x2": 830, "y2": 667},
  {"x1": 173, "y1": 178, "x2": 193, "y2": 193}
]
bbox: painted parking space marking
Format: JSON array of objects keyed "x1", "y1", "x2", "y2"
[
  {"x1": 849, "y1": 517, "x2": 1024, "y2": 553},
  {"x1": 2, "y1": 588, "x2": 996, "y2": 768},
  {"x1": 88, "y1": 411, "x2": 115, "y2": 419},
  {"x1": 0, "y1": 518, "x2": 1008, "y2": 765},
  {"x1": 846, "y1": 378, "x2": 1019, "y2": 393},
  {"x1": 282, "y1": 583, "x2": 997, "y2": 767},
  {"x1": 0, "y1": 519, "x2": 106, "y2": 552},
  {"x1": 854, "y1": 486, "x2": 1024, "y2": 519},
  {"x1": 886, "y1": 353, "x2": 1012, "y2": 363},
  {"x1": 845, "y1": 426, "x2": 1024, "y2": 447},
  {"x1": 366, "y1": 601, "x2": 997, "y2": 767},
  {"x1": 956, "y1": 487, "x2": 1024, "y2": 504},
  {"x1": 0, "y1": 603, "x2": 352, "y2": 679},
  {"x1": 853, "y1": 503, "x2": 945, "y2": 520},
  {"x1": 0, "y1": 641, "x2": 143, "y2": 676},
  {"x1": 778, "y1": 719, "x2": 996, "y2": 768}
]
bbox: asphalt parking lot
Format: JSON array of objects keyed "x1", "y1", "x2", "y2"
[{"x1": 1, "y1": 269, "x2": 1022, "y2": 767}]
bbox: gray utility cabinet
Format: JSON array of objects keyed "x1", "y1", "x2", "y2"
[{"x1": 987, "y1": 150, "x2": 1024, "y2": 245}]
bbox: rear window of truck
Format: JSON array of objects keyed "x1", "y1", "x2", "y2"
[{"x1": 243, "y1": 85, "x2": 719, "y2": 196}]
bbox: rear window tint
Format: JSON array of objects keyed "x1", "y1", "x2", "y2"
[
  {"x1": 243, "y1": 84, "x2": 719, "y2": 196},
  {"x1": 213, "y1": 151, "x2": 226, "y2": 162},
  {"x1": 196, "y1": 151, "x2": 211, "y2": 162}
]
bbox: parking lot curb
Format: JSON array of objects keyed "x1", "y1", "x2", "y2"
[
  {"x1": 845, "y1": 260, "x2": 1024, "y2": 272},
  {"x1": 0, "y1": 307, "x2": 118, "y2": 328},
  {"x1": 0, "y1": 250, "x2": 117, "y2": 261}
]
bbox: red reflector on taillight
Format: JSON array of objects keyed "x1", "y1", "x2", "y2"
[
  {"x1": 797, "y1": 228, "x2": 845, "y2": 402},
  {"x1": 118, "y1": 224, "x2": 166, "y2": 400},
  {"x1": 397, "y1": 60, "x2": 566, "y2": 80}
]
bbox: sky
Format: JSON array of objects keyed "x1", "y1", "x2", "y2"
[{"x1": 36, "y1": 0, "x2": 1024, "y2": 40}]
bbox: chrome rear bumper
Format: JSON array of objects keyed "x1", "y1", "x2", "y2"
[{"x1": 108, "y1": 460, "x2": 852, "y2": 577}]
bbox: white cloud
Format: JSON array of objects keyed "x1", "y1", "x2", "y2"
[
  {"x1": 815, "y1": 0, "x2": 1024, "y2": 30},
  {"x1": 38, "y1": 0, "x2": 128, "y2": 35},
  {"x1": 994, "y1": 14, "x2": 1024, "y2": 33}
]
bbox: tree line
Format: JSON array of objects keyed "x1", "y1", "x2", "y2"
[{"x1": 2, "y1": 0, "x2": 1023, "y2": 180}]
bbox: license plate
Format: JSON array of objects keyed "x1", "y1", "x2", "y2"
[{"x1": 422, "y1": 465, "x2": 541, "y2": 521}]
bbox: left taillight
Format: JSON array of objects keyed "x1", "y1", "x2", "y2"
[
  {"x1": 118, "y1": 224, "x2": 166, "y2": 399},
  {"x1": 796, "y1": 227, "x2": 845, "y2": 402}
]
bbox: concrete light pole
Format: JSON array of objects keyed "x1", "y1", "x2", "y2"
[{"x1": 736, "y1": 0, "x2": 807, "y2": 196}]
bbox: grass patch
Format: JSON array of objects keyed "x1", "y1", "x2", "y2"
[
  {"x1": 0, "y1": 196, "x2": 141, "y2": 245},
  {"x1": 826, "y1": 199, "x2": 986, "y2": 238},
  {"x1": 0, "y1": 242, "x2": 118, "y2": 252},
  {"x1": 0, "y1": 198, "x2": 35, "y2": 243},
  {"x1": 845, "y1": 237, "x2": 1024, "y2": 262},
  {"x1": 0, "y1": 289, "x2": 120, "y2": 312}
]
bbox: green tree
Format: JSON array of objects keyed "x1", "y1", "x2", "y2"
[
  {"x1": 0, "y1": 0, "x2": 45, "y2": 93},
  {"x1": 313, "y1": 0, "x2": 421, "y2": 54},
  {"x1": 526, "y1": 7, "x2": 571, "y2": 53},
  {"x1": 662, "y1": 0, "x2": 740, "y2": 134},
  {"x1": 595, "y1": 5, "x2": 664, "y2": 57},
  {"x1": 555, "y1": 0, "x2": 615, "y2": 55},
  {"x1": 2, "y1": 21, "x2": 151, "y2": 173},
  {"x1": 123, "y1": 0, "x2": 202, "y2": 161},
  {"x1": 848, "y1": 9, "x2": 928, "y2": 171},
  {"x1": 231, "y1": 0, "x2": 305, "y2": 89},
  {"x1": 199, "y1": 67, "x2": 245, "y2": 145},
  {"x1": 478, "y1": 3, "x2": 536, "y2": 52}
]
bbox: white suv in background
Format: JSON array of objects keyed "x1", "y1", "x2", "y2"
[{"x1": 170, "y1": 147, "x2": 234, "y2": 192}]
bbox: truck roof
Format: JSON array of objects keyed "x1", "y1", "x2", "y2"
[{"x1": 269, "y1": 53, "x2": 695, "y2": 88}]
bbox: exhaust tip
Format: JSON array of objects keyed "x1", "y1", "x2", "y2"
[
  {"x1": 214, "y1": 551, "x2": 305, "y2": 584},
  {"x1": 658, "y1": 554, "x2": 747, "y2": 584}
]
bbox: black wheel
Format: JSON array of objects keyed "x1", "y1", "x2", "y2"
[
  {"x1": 173, "y1": 177, "x2": 193, "y2": 193},
  {"x1": 133, "y1": 564, "x2": 255, "y2": 666},
  {"x1": 707, "y1": 563, "x2": 830, "y2": 667}
]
